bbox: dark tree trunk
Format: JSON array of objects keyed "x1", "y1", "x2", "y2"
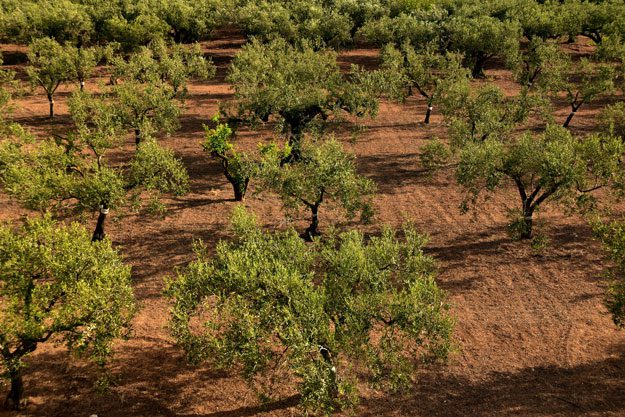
[
  {"x1": 563, "y1": 107, "x2": 577, "y2": 128},
  {"x1": 231, "y1": 178, "x2": 249, "y2": 202},
  {"x1": 135, "y1": 129, "x2": 142, "y2": 147},
  {"x1": 521, "y1": 205, "x2": 534, "y2": 240},
  {"x1": 424, "y1": 103, "x2": 433, "y2": 124},
  {"x1": 92, "y1": 204, "x2": 108, "y2": 242},
  {"x1": 47, "y1": 93, "x2": 54, "y2": 118},
  {"x1": 4, "y1": 369, "x2": 23, "y2": 410},
  {"x1": 472, "y1": 53, "x2": 487, "y2": 79},
  {"x1": 304, "y1": 204, "x2": 320, "y2": 241}
]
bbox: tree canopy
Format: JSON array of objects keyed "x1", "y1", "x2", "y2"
[
  {"x1": 167, "y1": 207, "x2": 453, "y2": 415},
  {"x1": 0, "y1": 216, "x2": 136, "y2": 409}
]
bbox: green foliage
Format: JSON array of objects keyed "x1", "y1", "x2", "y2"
[
  {"x1": 457, "y1": 125, "x2": 625, "y2": 239},
  {"x1": 257, "y1": 138, "x2": 376, "y2": 237},
  {"x1": 166, "y1": 207, "x2": 453, "y2": 414},
  {"x1": 0, "y1": 0, "x2": 92, "y2": 44},
  {"x1": 234, "y1": 0, "x2": 353, "y2": 47},
  {"x1": 592, "y1": 218, "x2": 625, "y2": 327},
  {"x1": 130, "y1": 138, "x2": 190, "y2": 196},
  {"x1": 599, "y1": 102, "x2": 625, "y2": 141},
  {"x1": 227, "y1": 38, "x2": 380, "y2": 145},
  {"x1": 420, "y1": 138, "x2": 451, "y2": 172},
  {"x1": 358, "y1": 7, "x2": 448, "y2": 47},
  {"x1": 202, "y1": 117, "x2": 254, "y2": 201},
  {"x1": 0, "y1": 215, "x2": 135, "y2": 408}
]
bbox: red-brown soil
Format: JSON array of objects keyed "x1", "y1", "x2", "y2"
[{"x1": 1, "y1": 34, "x2": 625, "y2": 417}]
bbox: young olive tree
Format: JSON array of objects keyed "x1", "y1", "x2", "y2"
[
  {"x1": 440, "y1": 82, "x2": 545, "y2": 147},
  {"x1": 0, "y1": 216, "x2": 135, "y2": 410},
  {"x1": 0, "y1": 91, "x2": 189, "y2": 242},
  {"x1": 514, "y1": 38, "x2": 569, "y2": 91},
  {"x1": 113, "y1": 80, "x2": 182, "y2": 147},
  {"x1": 257, "y1": 138, "x2": 375, "y2": 239},
  {"x1": 112, "y1": 38, "x2": 216, "y2": 96},
  {"x1": 446, "y1": 15, "x2": 521, "y2": 78},
  {"x1": 202, "y1": 117, "x2": 254, "y2": 201},
  {"x1": 26, "y1": 37, "x2": 76, "y2": 118},
  {"x1": 558, "y1": 58, "x2": 615, "y2": 128},
  {"x1": 68, "y1": 45, "x2": 101, "y2": 91},
  {"x1": 226, "y1": 39, "x2": 381, "y2": 157},
  {"x1": 381, "y1": 41, "x2": 469, "y2": 124},
  {"x1": 166, "y1": 207, "x2": 453, "y2": 415},
  {"x1": 457, "y1": 125, "x2": 624, "y2": 239}
]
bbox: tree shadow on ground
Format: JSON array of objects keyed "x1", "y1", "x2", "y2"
[{"x1": 359, "y1": 348, "x2": 625, "y2": 416}]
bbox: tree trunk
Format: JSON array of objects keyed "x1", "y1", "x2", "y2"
[
  {"x1": 563, "y1": 108, "x2": 577, "y2": 128},
  {"x1": 92, "y1": 204, "x2": 108, "y2": 242},
  {"x1": 319, "y1": 346, "x2": 338, "y2": 401},
  {"x1": 231, "y1": 178, "x2": 249, "y2": 202},
  {"x1": 47, "y1": 94, "x2": 54, "y2": 118},
  {"x1": 4, "y1": 369, "x2": 23, "y2": 410},
  {"x1": 472, "y1": 53, "x2": 487, "y2": 79},
  {"x1": 304, "y1": 205, "x2": 319, "y2": 241},
  {"x1": 424, "y1": 104, "x2": 433, "y2": 124},
  {"x1": 135, "y1": 129, "x2": 141, "y2": 147},
  {"x1": 521, "y1": 209, "x2": 534, "y2": 240}
]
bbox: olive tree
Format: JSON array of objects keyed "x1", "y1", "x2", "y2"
[
  {"x1": 0, "y1": 216, "x2": 136, "y2": 410},
  {"x1": 0, "y1": 91, "x2": 189, "y2": 241},
  {"x1": 446, "y1": 15, "x2": 521, "y2": 78},
  {"x1": 457, "y1": 125, "x2": 624, "y2": 239},
  {"x1": 26, "y1": 37, "x2": 76, "y2": 118},
  {"x1": 111, "y1": 38, "x2": 216, "y2": 96},
  {"x1": 440, "y1": 83, "x2": 545, "y2": 147},
  {"x1": 557, "y1": 58, "x2": 615, "y2": 128},
  {"x1": 514, "y1": 38, "x2": 569, "y2": 91},
  {"x1": 68, "y1": 45, "x2": 101, "y2": 91},
  {"x1": 113, "y1": 80, "x2": 182, "y2": 146},
  {"x1": 257, "y1": 138, "x2": 375, "y2": 239},
  {"x1": 381, "y1": 41, "x2": 468, "y2": 123},
  {"x1": 226, "y1": 38, "x2": 381, "y2": 157},
  {"x1": 166, "y1": 207, "x2": 453, "y2": 415},
  {"x1": 202, "y1": 117, "x2": 254, "y2": 201}
]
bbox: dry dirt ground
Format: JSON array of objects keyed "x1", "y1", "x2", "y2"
[{"x1": 1, "y1": 33, "x2": 625, "y2": 417}]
